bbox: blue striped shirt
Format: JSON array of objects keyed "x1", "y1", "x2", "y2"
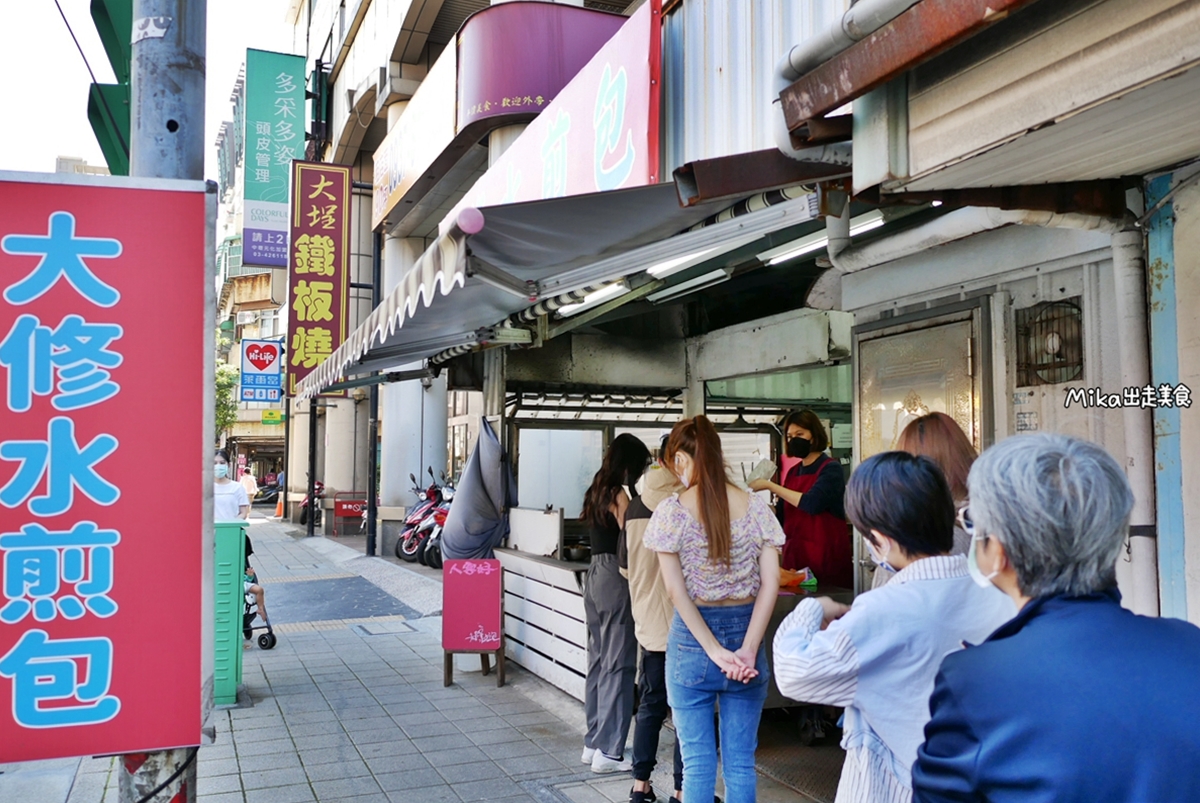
[{"x1": 773, "y1": 555, "x2": 1016, "y2": 803}]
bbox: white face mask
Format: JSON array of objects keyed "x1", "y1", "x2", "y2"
[
  {"x1": 867, "y1": 537, "x2": 897, "y2": 574},
  {"x1": 967, "y1": 534, "x2": 1000, "y2": 589},
  {"x1": 674, "y1": 455, "x2": 691, "y2": 489}
]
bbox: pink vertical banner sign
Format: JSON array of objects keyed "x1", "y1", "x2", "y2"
[{"x1": 0, "y1": 173, "x2": 207, "y2": 762}]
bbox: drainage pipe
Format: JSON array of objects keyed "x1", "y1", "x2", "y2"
[
  {"x1": 774, "y1": 0, "x2": 923, "y2": 161},
  {"x1": 1111, "y1": 228, "x2": 1160, "y2": 617}
]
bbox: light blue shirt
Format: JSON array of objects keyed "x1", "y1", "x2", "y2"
[{"x1": 773, "y1": 555, "x2": 1016, "y2": 802}]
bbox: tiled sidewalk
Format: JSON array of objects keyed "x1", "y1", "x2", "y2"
[{"x1": 5, "y1": 513, "x2": 806, "y2": 803}]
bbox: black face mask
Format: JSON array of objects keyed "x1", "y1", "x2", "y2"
[{"x1": 786, "y1": 437, "x2": 812, "y2": 458}]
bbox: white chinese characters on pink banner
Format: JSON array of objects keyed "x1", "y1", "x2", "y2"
[{"x1": 0, "y1": 175, "x2": 206, "y2": 762}]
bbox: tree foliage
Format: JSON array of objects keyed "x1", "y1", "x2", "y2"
[{"x1": 215, "y1": 362, "x2": 240, "y2": 442}]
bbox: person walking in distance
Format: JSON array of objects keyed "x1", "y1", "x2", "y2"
[
  {"x1": 214, "y1": 450, "x2": 249, "y2": 522},
  {"x1": 214, "y1": 451, "x2": 269, "y2": 628},
  {"x1": 644, "y1": 416, "x2": 783, "y2": 803},
  {"x1": 581, "y1": 434, "x2": 652, "y2": 773},
  {"x1": 239, "y1": 466, "x2": 260, "y2": 505},
  {"x1": 623, "y1": 436, "x2": 691, "y2": 803}
]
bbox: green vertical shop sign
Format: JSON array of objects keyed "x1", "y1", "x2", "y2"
[{"x1": 242, "y1": 49, "x2": 307, "y2": 268}]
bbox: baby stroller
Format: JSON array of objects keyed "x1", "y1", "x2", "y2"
[{"x1": 243, "y1": 534, "x2": 277, "y2": 650}]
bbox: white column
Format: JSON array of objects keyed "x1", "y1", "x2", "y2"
[
  {"x1": 286, "y1": 399, "x2": 313, "y2": 519},
  {"x1": 488, "y1": 125, "x2": 527, "y2": 165},
  {"x1": 422, "y1": 374, "x2": 449, "y2": 483},
  {"x1": 380, "y1": 236, "x2": 426, "y2": 509}
]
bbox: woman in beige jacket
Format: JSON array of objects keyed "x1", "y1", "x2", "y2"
[{"x1": 622, "y1": 443, "x2": 688, "y2": 803}]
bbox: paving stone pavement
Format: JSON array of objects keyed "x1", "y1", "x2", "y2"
[{"x1": 1, "y1": 513, "x2": 805, "y2": 803}]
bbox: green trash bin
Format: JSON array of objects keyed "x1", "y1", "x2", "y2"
[{"x1": 214, "y1": 520, "x2": 248, "y2": 706}]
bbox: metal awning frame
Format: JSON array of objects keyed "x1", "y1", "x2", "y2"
[
  {"x1": 779, "y1": 0, "x2": 1040, "y2": 133},
  {"x1": 296, "y1": 190, "x2": 822, "y2": 399}
]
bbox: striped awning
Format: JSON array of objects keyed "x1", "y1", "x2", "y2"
[
  {"x1": 294, "y1": 182, "x2": 819, "y2": 399},
  {"x1": 296, "y1": 221, "x2": 472, "y2": 399}
]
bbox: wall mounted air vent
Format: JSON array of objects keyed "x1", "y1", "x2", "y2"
[{"x1": 1015, "y1": 297, "x2": 1083, "y2": 386}]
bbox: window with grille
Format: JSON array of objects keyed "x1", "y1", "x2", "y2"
[{"x1": 1015, "y1": 297, "x2": 1084, "y2": 386}]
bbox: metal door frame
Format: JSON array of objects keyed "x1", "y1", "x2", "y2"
[{"x1": 849, "y1": 296, "x2": 995, "y2": 594}]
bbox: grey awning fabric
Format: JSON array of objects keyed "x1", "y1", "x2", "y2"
[
  {"x1": 296, "y1": 183, "x2": 733, "y2": 397},
  {"x1": 296, "y1": 181, "x2": 821, "y2": 398}
]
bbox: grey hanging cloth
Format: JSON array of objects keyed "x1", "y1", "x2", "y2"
[{"x1": 441, "y1": 416, "x2": 518, "y2": 560}]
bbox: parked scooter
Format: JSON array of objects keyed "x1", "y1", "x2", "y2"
[
  {"x1": 398, "y1": 469, "x2": 454, "y2": 568},
  {"x1": 418, "y1": 469, "x2": 454, "y2": 570},
  {"x1": 396, "y1": 474, "x2": 441, "y2": 561},
  {"x1": 255, "y1": 483, "x2": 280, "y2": 506},
  {"x1": 298, "y1": 480, "x2": 325, "y2": 526}
]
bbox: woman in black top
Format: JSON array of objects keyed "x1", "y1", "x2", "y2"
[{"x1": 579, "y1": 434, "x2": 651, "y2": 773}]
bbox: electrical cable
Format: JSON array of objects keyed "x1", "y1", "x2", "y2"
[
  {"x1": 53, "y1": 0, "x2": 129, "y2": 159},
  {"x1": 133, "y1": 746, "x2": 199, "y2": 803},
  {"x1": 1136, "y1": 170, "x2": 1200, "y2": 228}
]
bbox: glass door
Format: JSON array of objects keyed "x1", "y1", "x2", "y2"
[
  {"x1": 858, "y1": 319, "x2": 980, "y2": 459},
  {"x1": 853, "y1": 303, "x2": 991, "y2": 592}
]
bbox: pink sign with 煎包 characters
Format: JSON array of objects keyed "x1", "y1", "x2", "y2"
[
  {"x1": 440, "y1": 0, "x2": 662, "y2": 234},
  {"x1": 0, "y1": 173, "x2": 207, "y2": 762}
]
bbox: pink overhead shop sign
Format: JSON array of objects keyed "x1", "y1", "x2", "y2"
[
  {"x1": 443, "y1": 0, "x2": 662, "y2": 231},
  {"x1": 372, "y1": 0, "x2": 658, "y2": 231}
]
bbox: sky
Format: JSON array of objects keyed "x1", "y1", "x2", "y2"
[{"x1": 0, "y1": 0, "x2": 295, "y2": 180}]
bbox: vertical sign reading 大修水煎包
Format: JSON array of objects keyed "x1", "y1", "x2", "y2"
[
  {"x1": 0, "y1": 173, "x2": 206, "y2": 762},
  {"x1": 286, "y1": 162, "x2": 350, "y2": 397},
  {"x1": 242, "y1": 49, "x2": 306, "y2": 268}
]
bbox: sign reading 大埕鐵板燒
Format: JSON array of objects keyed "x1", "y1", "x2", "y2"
[
  {"x1": 286, "y1": 161, "x2": 351, "y2": 397},
  {"x1": 0, "y1": 173, "x2": 207, "y2": 762}
]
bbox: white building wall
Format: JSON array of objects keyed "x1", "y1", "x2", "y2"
[{"x1": 842, "y1": 225, "x2": 1160, "y2": 609}]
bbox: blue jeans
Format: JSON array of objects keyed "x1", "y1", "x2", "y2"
[{"x1": 666, "y1": 605, "x2": 768, "y2": 803}]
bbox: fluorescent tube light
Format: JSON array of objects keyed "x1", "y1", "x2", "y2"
[
  {"x1": 849, "y1": 211, "x2": 885, "y2": 235},
  {"x1": 646, "y1": 269, "x2": 731, "y2": 303},
  {"x1": 758, "y1": 210, "x2": 887, "y2": 266},
  {"x1": 645, "y1": 246, "x2": 722, "y2": 278},
  {"x1": 758, "y1": 231, "x2": 828, "y2": 265},
  {"x1": 556, "y1": 282, "x2": 630, "y2": 317}
]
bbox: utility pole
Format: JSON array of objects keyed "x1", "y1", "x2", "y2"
[
  {"x1": 128, "y1": 0, "x2": 206, "y2": 179},
  {"x1": 119, "y1": 1, "x2": 206, "y2": 801}
]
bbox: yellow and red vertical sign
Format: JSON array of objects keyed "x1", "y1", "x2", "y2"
[{"x1": 286, "y1": 161, "x2": 350, "y2": 396}]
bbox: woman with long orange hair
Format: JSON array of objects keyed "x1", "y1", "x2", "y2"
[
  {"x1": 896, "y1": 413, "x2": 975, "y2": 551},
  {"x1": 643, "y1": 416, "x2": 784, "y2": 803},
  {"x1": 874, "y1": 412, "x2": 976, "y2": 589}
]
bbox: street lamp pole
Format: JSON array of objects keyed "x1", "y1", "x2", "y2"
[{"x1": 119, "y1": 1, "x2": 206, "y2": 801}]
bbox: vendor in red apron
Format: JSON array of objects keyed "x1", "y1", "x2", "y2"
[{"x1": 749, "y1": 410, "x2": 852, "y2": 589}]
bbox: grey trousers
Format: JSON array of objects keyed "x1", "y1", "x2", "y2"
[{"x1": 583, "y1": 553, "x2": 638, "y2": 758}]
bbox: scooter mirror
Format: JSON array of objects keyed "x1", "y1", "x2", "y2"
[{"x1": 410, "y1": 473, "x2": 417, "y2": 484}]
